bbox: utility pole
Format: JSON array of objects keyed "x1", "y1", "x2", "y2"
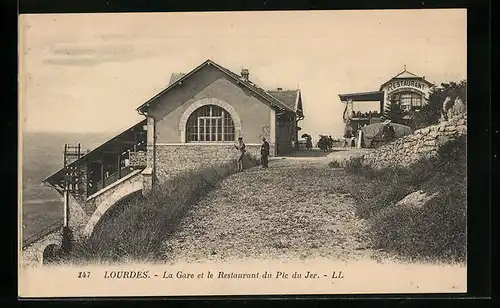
[{"x1": 61, "y1": 143, "x2": 82, "y2": 253}]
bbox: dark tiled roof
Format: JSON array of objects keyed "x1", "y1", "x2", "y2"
[
  {"x1": 168, "y1": 73, "x2": 186, "y2": 86},
  {"x1": 267, "y1": 90, "x2": 298, "y2": 111},
  {"x1": 211, "y1": 61, "x2": 296, "y2": 113}
]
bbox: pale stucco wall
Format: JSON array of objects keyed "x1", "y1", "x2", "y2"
[{"x1": 148, "y1": 65, "x2": 272, "y2": 145}]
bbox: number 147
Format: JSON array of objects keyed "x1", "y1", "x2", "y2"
[{"x1": 77, "y1": 271, "x2": 90, "y2": 278}]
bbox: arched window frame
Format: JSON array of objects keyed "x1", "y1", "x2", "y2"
[{"x1": 178, "y1": 98, "x2": 242, "y2": 143}]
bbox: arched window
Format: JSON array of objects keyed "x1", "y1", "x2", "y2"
[
  {"x1": 186, "y1": 105, "x2": 235, "y2": 142},
  {"x1": 391, "y1": 92, "x2": 423, "y2": 111}
]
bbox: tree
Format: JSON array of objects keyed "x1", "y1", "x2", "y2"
[
  {"x1": 413, "y1": 80, "x2": 467, "y2": 129},
  {"x1": 384, "y1": 100, "x2": 408, "y2": 125}
]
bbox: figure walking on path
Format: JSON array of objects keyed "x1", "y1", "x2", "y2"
[
  {"x1": 234, "y1": 137, "x2": 246, "y2": 171},
  {"x1": 260, "y1": 137, "x2": 270, "y2": 168}
]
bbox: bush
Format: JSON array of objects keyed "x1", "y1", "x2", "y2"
[
  {"x1": 412, "y1": 80, "x2": 467, "y2": 129},
  {"x1": 343, "y1": 135, "x2": 466, "y2": 262},
  {"x1": 69, "y1": 155, "x2": 258, "y2": 264},
  {"x1": 369, "y1": 182, "x2": 466, "y2": 262},
  {"x1": 328, "y1": 160, "x2": 342, "y2": 168},
  {"x1": 343, "y1": 156, "x2": 365, "y2": 174}
]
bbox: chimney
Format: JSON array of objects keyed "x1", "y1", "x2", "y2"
[
  {"x1": 241, "y1": 68, "x2": 249, "y2": 81},
  {"x1": 277, "y1": 87, "x2": 282, "y2": 91}
]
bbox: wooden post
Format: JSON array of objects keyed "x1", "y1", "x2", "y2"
[
  {"x1": 134, "y1": 130, "x2": 137, "y2": 152},
  {"x1": 101, "y1": 158, "x2": 105, "y2": 188},
  {"x1": 63, "y1": 144, "x2": 69, "y2": 227},
  {"x1": 63, "y1": 144, "x2": 67, "y2": 167},
  {"x1": 118, "y1": 154, "x2": 122, "y2": 178},
  {"x1": 63, "y1": 184, "x2": 69, "y2": 227}
]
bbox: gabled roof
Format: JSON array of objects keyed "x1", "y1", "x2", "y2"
[
  {"x1": 136, "y1": 59, "x2": 298, "y2": 114},
  {"x1": 168, "y1": 73, "x2": 186, "y2": 86},
  {"x1": 379, "y1": 68, "x2": 434, "y2": 90},
  {"x1": 266, "y1": 89, "x2": 302, "y2": 113},
  {"x1": 393, "y1": 70, "x2": 420, "y2": 79}
]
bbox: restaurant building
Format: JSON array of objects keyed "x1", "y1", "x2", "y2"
[{"x1": 338, "y1": 66, "x2": 434, "y2": 132}]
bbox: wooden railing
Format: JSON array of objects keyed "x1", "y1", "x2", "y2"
[
  {"x1": 22, "y1": 220, "x2": 63, "y2": 249},
  {"x1": 85, "y1": 151, "x2": 147, "y2": 197}
]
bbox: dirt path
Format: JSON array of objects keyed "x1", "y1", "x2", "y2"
[{"x1": 163, "y1": 150, "x2": 383, "y2": 263}]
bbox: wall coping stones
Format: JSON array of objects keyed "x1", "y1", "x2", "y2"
[{"x1": 85, "y1": 169, "x2": 143, "y2": 201}]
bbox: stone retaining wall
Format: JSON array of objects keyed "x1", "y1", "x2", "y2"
[{"x1": 361, "y1": 113, "x2": 467, "y2": 170}]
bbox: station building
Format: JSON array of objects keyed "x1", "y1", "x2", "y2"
[{"x1": 44, "y1": 59, "x2": 305, "y2": 201}]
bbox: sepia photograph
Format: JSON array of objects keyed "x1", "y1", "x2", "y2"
[{"x1": 19, "y1": 9, "x2": 468, "y2": 297}]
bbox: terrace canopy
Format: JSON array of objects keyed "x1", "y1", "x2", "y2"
[
  {"x1": 338, "y1": 90, "x2": 385, "y2": 114},
  {"x1": 43, "y1": 119, "x2": 148, "y2": 198},
  {"x1": 338, "y1": 91, "x2": 384, "y2": 102}
]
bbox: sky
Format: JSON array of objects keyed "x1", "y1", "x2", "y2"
[{"x1": 19, "y1": 10, "x2": 467, "y2": 138}]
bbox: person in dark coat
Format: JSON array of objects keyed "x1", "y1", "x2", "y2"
[
  {"x1": 328, "y1": 135, "x2": 334, "y2": 151},
  {"x1": 260, "y1": 137, "x2": 270, "y2": 168},
  {"x1": 305, "y1": 136, "x2": 313, "y2": 151}
]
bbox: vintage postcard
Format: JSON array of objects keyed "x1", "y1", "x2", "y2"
[{"x1": 18, "y1": 10, "x2": 467, "y2": 297}]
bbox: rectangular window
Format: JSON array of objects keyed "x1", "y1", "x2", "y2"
[
  {"x1": 399, "y1": 93, "x2": 412, "y2": 112},
  {"x1": 199, "y1": 121, "x2": 205, "y2": 141},
  {"x1": 412, "y1": 96, "x2": 422, "y2": 108},
  {"x1": 211, "y1": 118, "x2": 217, "y2": 141}
]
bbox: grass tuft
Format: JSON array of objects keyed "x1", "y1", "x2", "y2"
[{"x1": 341, "y1": 135, "x2": 467, "y2": 262}]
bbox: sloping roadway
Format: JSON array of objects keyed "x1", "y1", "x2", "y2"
[{"x1": 162, "y1": 149, "x2": 379, "y2": 263}]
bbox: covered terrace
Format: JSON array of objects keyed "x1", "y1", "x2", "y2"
[{"x1": 43, "y1": 119, "x2": 148, "y2": 199}]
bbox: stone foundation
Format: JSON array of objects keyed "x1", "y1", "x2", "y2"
[{"x1": 154, "y1": 143, "x2": 269, "y2": 180}]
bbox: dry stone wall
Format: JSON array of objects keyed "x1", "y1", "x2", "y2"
[{"x1": 361, "y1": 113, "x2": 467, "y2": 170}]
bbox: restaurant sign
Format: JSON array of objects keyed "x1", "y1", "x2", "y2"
[{"x1": 386, "y1": 78, "x2": 426, "y2": 93}]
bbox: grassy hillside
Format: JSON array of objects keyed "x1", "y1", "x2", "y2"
[{"x1": 336, "y1": 135, "x2": 467, "y2": 263}]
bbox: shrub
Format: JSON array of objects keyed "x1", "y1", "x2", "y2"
[
  {"x1": 369, "y1": 182, "x2": 466, "y2": 262},
  {"x1": 343, "y1": 135, "x2": 466, "y2": 262},
  {"x1": 328, "y1": 160, "x2": 342, "y2": 168},
  {"x1": 343, "y1": 156, "x2": 364, "y2": 174},
  {"x1": 69, "y1": 155, "x2": 258, "y2": 264}
]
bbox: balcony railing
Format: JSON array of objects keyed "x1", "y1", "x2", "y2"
[
  {"x1": 22, "y1": 220, "x2": 63, "y2": 248},
  {"x1": 351, "y1": 111, "x2": 382, "y2": 119},
  {"x1": 86, "y1": 151, "x2": 147, "y2": 197}
]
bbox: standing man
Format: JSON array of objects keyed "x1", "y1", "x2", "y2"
[
  {"x1": 234, "y1": 137, "x2": 246, "y2": 171},
  {"x1": 261, "y1": 137, "x2": 270, "y2": 168},
  {"x1": 328, "y1": 135, "x2": 334, "y2": 151}
]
